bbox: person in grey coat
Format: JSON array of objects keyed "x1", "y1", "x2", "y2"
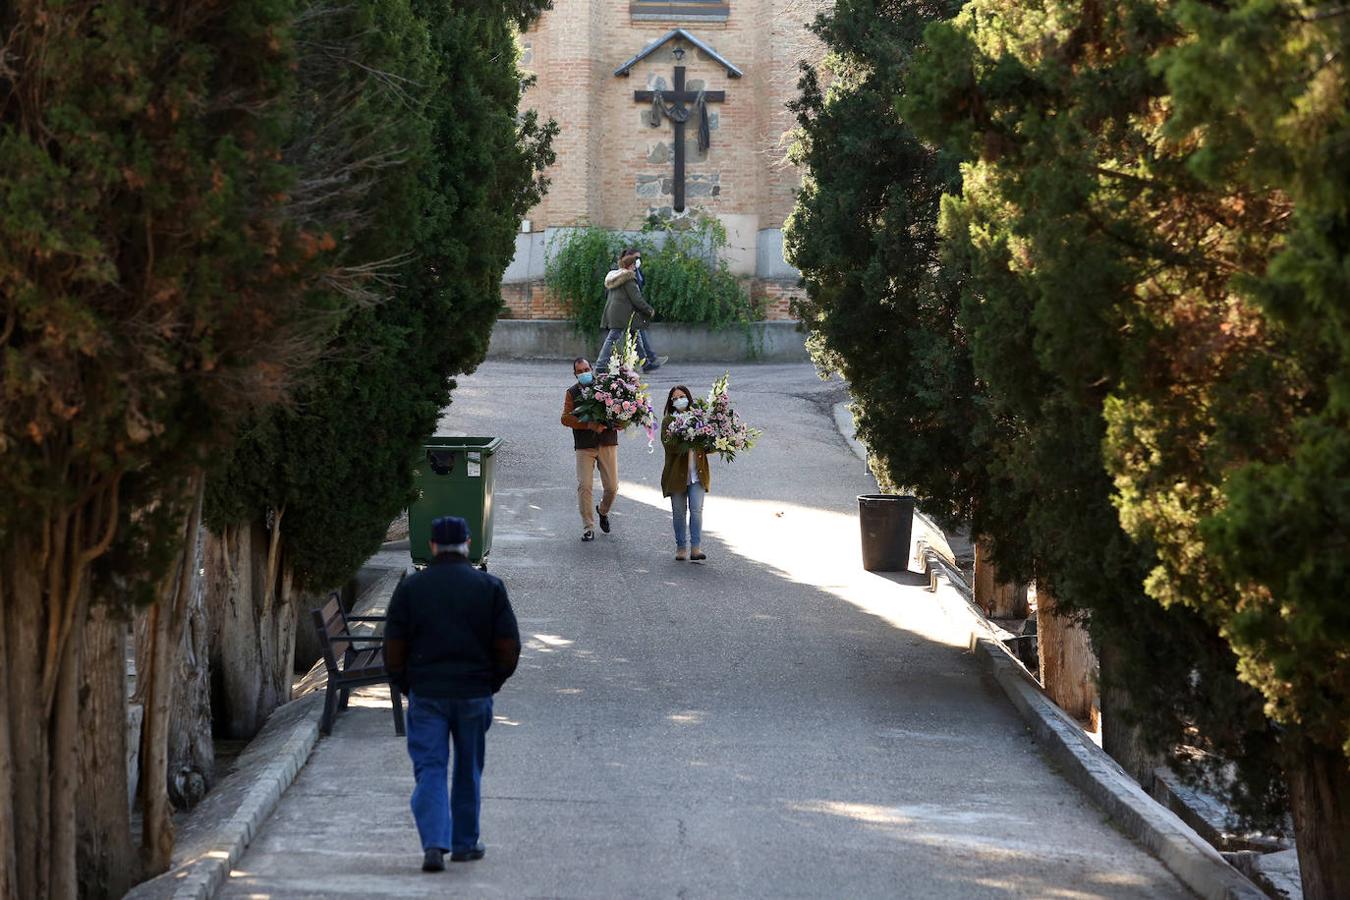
[{"x1": 596, "y1": 249, "x2": 665, "y2": 370}]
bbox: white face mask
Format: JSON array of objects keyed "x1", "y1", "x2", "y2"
[
  {"x1": 673, "y1": 397, "x2": 689, "y2": 411},
  {"x1": 635, "y1": 258, "x2": 642, "y2": 269}
]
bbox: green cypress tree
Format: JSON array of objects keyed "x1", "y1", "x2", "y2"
[
  {"x1": 1100, "y1": 3, "x2": 1350, "y2": 892},
  {"x1": 905, "y1": 1, "x2": 1350, "y2": 892},
  {"x1": 787, "y1": 0, "x2": 1290, "y2": 843},
  {"x1": 904, "y1": 0, "x2": 1289, "y2": 822},
  {"x1": 201, "y1": 0, "x2": 555, "y2": 738},
  {"x1": 0, "y1": 0, "x2": 333, "y2": 893},
  {"x1": 785, "y1": 0, "x2": 991, "y2": 526}
]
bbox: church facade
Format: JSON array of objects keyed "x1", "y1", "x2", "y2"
[{"x1": 502, "y1": 0, "x2": 827, "y2": 320}]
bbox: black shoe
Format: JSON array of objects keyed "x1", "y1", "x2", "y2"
[
  {"x1": 422, "y1": 848, "x2": 445, "y2": 872},
  {"x1": 450, "y1": 843, "x2": 486, "y2": 862},
  {"x1": 581, "y1": 529, "x2": 595, "y2": 542},
  {"x1": 596, "y1": 505, "x2": 611, "y2": 533},
  {"x1": 691, "y1": 549, "x2": 707, "y2": 562}
]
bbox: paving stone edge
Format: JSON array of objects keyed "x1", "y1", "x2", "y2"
[
  {"x1": 123, "y1": 692, "x2": 323, "y2": 900},
  {"x1": 125, "y1": 566, "x2": 408, "y2": 900},
  {"x1": 916, "y1": 545, "x2": 1267, "y2": 900}
]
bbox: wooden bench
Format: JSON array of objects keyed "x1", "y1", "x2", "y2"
[{"x1": 311, "y1": 594, "x2": 406, "y2": 736}]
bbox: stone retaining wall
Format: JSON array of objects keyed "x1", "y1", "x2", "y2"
[
  {"x1": 500, "y1": 277, "x2": 802, "y2": 322},
  {"x1": 487, "y1": 319, "x2": 810, "y2": 362}
]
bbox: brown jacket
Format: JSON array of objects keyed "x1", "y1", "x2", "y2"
[
  {"x1": 562, "y1": 383, "x2": 618, "y2": 450},
  {"x1": 660, "y1": 414, "x2": 711, "y2": 497}
]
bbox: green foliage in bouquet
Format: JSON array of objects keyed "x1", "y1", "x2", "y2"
[{"x1": 664, "y1": 373, "x2": 761, "y2": 462}]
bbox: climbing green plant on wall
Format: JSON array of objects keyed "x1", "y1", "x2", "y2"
[
  {"x1": 543, "y1": 226, "x2": 627, "y2": 332},
  {"x1": 544, "y1": 215, "x2": 760, "y2": 333}
]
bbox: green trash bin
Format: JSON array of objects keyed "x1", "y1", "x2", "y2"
[{"x1": 408, "y1": 436, "x2": 502, "y2": 567}]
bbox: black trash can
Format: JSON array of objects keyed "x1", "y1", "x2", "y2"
[{"x1": 857, "y1": 494, "x2": 916, "y2": 572}]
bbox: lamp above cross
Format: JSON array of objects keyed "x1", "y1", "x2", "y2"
[{"x1": 615, "y1": 29, "x2": 743, "y2": 214}]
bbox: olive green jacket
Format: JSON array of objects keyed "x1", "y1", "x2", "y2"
[
  {"x1": 660, "y1": 414, "x2": 711, "y2": 498},
  {"x1": 601, "y1": 268, "x2": 655, "y2": 330}
]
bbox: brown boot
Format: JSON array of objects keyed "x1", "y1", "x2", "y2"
[
  {"x1": 675, "y1": 547, "x2": 689, "y2": 561},
  {"x1": 690, "y1": 547, "x2": 706, "y2": 562}
]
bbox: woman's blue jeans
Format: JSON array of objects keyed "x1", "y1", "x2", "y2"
[
  {"x1": 406, "y1": 694, "x2": 493, "y2": 853},
  {"x1": 670, "y1": 482, "x2": 705, "y2": 549}
]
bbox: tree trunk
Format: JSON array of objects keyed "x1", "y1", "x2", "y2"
[
  {"x1": 1286, "y1": 732, "x2": 1350, "y2": 900},
  {"x1": 973, "y1": 537, "x2": 1030, "y2": 618},
  {"x1": 206, "y1": 513, "x2": 297, "y2": 741},
  {"x1": 1, "y1": 477, "x2": 121, "y2": 898},
  {"x1": 1097, "y1": 641, "x2": 1161, "y2": 786},
  {"x1": 1035, "y1": 584, "x2": 1099, "y2": 724},
  {"x1": 167, "y1": 527, "x2": 214, "y2": 809},
  {"x1": 0, "y1": 559, "x2": 18, "y2": 900},
  {"x1": 3, "y1": 533, "x2": 49, "y2": 899},
  {"x1": 76, "y1": 605, "x2": 137, "y2": 899},
  {"x1": 134, "y1": 474, "x2": 205, "y2": 877}
]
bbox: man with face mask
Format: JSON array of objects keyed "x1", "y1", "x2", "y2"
[{"x1": 561, "y1": 357, "x2": 619, "y2": 541}]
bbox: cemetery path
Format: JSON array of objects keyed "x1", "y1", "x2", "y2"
[{"x1": 221, "y1": 360, "x2": 1189, "y2": 899}]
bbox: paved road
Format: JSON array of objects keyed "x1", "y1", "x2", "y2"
[{"x1": 222, "y1": 361, "x2": 1189, "y2": 899}]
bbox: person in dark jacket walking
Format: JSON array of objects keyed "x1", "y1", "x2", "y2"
[
  {"x1": 385, "y1": 516, "x2": 521, "y2": 873},
  {"x1": 629, "y1": 248, "x2": 667, "y2": 372},
  {"x1": 561, "y1": 357, "x2": 619, "y2": 541},
  {"x1": 660, "y1": 385, "x2": 712, "y2": 562}
]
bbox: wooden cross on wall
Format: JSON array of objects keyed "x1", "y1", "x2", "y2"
[{"x1": 634, "y1": 66, "x2": 725, "y2": 213}]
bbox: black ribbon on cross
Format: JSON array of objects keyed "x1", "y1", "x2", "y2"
[{"x1": 649, "y1": 88, "x2": 711, "y2": 154}]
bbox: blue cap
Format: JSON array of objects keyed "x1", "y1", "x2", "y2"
[{"x1": 431, "y1": 516, "x2": 470, "y2": 545}]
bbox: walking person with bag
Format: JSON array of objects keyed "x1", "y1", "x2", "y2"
[{"x1": 660, "y1": 385, "x2": 711, "y2": 562}]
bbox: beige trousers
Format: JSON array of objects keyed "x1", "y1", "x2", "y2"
[{"x1": 576, "y1": 446, "x2": 618, "y2": 529}]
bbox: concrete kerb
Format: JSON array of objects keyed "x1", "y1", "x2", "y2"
[
  {"x1": 487, "y1": 319, "x2": 810, "y2": 363},
  {"x1": 124, "y1": 693, "x2": 323, "y2": 900},
  {"x1": 913, "y1": 546, "x2": 1266, "y2": 900},
  {"x1": 126, "y1": 565, "x2": 407, "y2": 900}
]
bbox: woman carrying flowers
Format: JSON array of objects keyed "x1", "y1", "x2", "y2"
[{"x1": 661, "y1": 385, "x2": 712, "y2": 562}]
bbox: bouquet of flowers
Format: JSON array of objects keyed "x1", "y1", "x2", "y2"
[
  {"x1": 573, "y1": 330, "x2": 657, "y2": 442},
  {"x1": 665, "y1": 373, "x2": 761, "y2": 462}
]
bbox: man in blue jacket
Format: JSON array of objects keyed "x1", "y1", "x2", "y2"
[{"x1": 385, "y1": 516, "x2": 521, "y2": 872}]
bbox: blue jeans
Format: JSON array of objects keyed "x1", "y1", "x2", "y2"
[
  {"x1": 671, "y1": 482, "x2": 705, "y2": 549},
  {"x1": 638, "y1": 329, "x2": 660, "y2": 367},
  {"x1": 597, "y1": 328, "x2": 659, "y2": 368},
  {"x1": 406, "y1": 694, "x2": 493, "y2": 853}
]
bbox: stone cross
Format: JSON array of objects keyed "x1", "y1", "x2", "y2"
[{"x1": 634, "y1": 66, "x2": 725, "y2": 213}]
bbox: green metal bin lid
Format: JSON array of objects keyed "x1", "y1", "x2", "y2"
[{"x1": 422, "y1": 436, "x2": 503, "y2": 454}]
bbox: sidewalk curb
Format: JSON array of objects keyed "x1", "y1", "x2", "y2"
[
  {"x1": 126, "y1": 565, "x2": 408, "y2": 900},
  {"x1": 124, "y1": 692, "x2": 323, "y2": 900},
  {"x1": 916, "y1": 546, "x2": 1266, "y2": 900}
]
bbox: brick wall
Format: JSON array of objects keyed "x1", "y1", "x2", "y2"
[
  {"x1": 751, "y1": 279, "x2": 803, "y2": 321},
  {"x1": 500, "y1": 283, "x2": 573, "y2": 320},
  {"x1": 519, "y1": 0, "x2": 827, "y2": 232},
  {"x1": 501, "y1": 278, "x2": 801, "y2": 321}
]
